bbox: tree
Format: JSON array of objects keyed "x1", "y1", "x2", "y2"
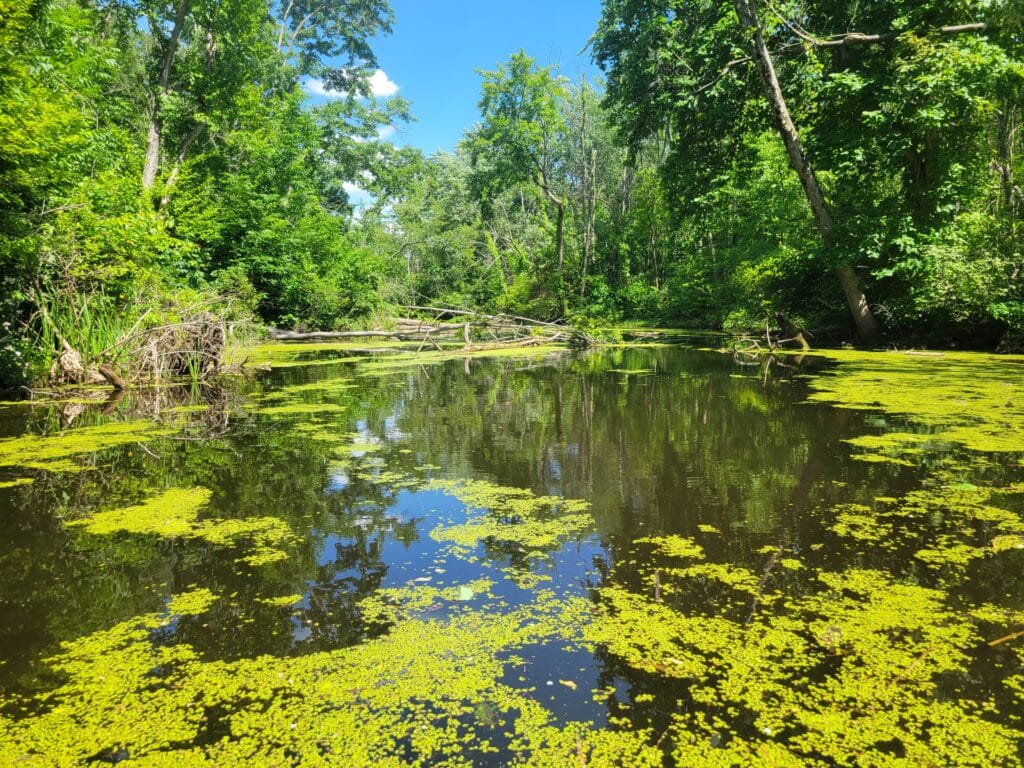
[
  {"x1": 593, "y1": 0, "x2": 1016, "y2": 342},
  {"x1": 140, "y1": 0, "x2": 394, "y2": 205},
  {"x1": 731, "y1": 0, "x2": 878, "y2": 341},
  {"x1": 470, "y1": 52, "x2": 570, "y2": 316}
]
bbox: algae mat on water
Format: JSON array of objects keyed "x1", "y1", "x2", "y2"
[
  {"x1": 0, "y1": 586, "x2": 664, "y2": 767},
  {"x1": 233, "y1": 340, "x2": 571, "y2": 373},
  {"x1": 2, "y1": 346, "x2": 1024, "y2": 765},
  {"x1": 67, "y1": 488, "x2": 297, "y2": 567},
  {"x1": 802, "y1": 349, "x2": 1024, "y2": 453},
  {"x1": 0, "y1": 420, "x2": 176, "y2": 473},
  {"x1": 0, "y1": 481, "x2": 663, "y2": 768}
]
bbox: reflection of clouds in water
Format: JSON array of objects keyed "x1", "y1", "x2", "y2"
[
  {"x1": 384, "y1": 415, "x2": 408, "y2": 441},
  {"x1": 326, "y1": 473, "x2": 349, "y2": 493}
]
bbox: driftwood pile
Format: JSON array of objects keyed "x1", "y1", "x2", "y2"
[
  {"x1": 48, "y1": 311, "x2": 228, "y2": 390},
  {"x1": 731, "y1": 313, "x2": 812, "y2": 355},
  {"x1": 133, "y1": 313, "x2": 226, "y2": 382},
  {"x1": 270, "y1": 305, "x2": 594, "y2": 350}
]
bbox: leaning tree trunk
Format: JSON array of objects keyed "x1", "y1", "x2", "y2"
[{"x1": 732, "y1": 0, "x2": 879, "y2": 344}]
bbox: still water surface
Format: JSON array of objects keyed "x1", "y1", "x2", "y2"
[{"x1": 1, "y1": 344, "x2": 1021, "y2": 765}]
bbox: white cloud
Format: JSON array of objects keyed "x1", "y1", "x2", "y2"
[
  {"x1": 342, "y1": 181, "x2": 376, "y2": 220},
  {"x1": 368, "y1": 69, "x2": 399, "y2": 97},
  {"x1": 377, "y1": 125, "x2": 396, "y2": 140},
  {"x1": 303, "y1": 69, "x2": 399, "y2": 100},
  {"x1": 303, "y1": 77, "x2": 340, "y2": 98}
]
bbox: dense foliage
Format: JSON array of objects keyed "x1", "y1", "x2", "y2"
[
  {"x1": 0, "y1": 0, "x2": 404, "y2": 388},
  {"x1": 591, "y1": 0, "x2": 1023, "y2": 343},
  {"x1": 2, "y1": 0, "x2": 1022, "y2": 389}
]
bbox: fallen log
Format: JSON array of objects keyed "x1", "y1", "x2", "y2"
[
  {"x1": 267, "y1": 328, "x2": 462, "y2": 341},
  {"x1": 98, "y1": 363, "x2": 126, "y2": 390},
  {"x1": 400, "y1": 305, "x2": 565, "y2": 329}
]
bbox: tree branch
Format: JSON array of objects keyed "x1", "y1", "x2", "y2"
[{"x1": 694, "y1": 22, "x2": 990, "y2": 95}]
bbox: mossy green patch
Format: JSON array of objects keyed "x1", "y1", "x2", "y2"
[
  {"x1": 166, "y1": 588, "x2": 219, "y2": 616},
  {"x1": 851, "y1": 451, "x2": 915, "y2": 466},
  {"x1": 584, "y1": 561, "x2": 1023, "y2": 766},
  {"x1": 0, "y1": 590, "x2": 663, "y2": 767},
  {"x1": 635, "y1": 535, "x2": 705, "y2": 560},
  {"x1": 0, "y1": 420, "x2": 175, "y2": 473},
  {"x1": 255, "y1": 594, "x2": 304, "y2": 608},
  {"x1": 355, "y1": 345, "x2": 570, "y2": 375},
  {"x1": 257, "y1": 378, "x2": 355, "y2": 400},
  {"x1": 255, "y1": 402, "x2": 349, "y2": 417},
  {"x1": 229, "y1": 341, "x2": 369, "y2": 369},
  {"x1": 827, "y1": 483, "x2": 1024, "y2": 578},
  {"x1": 70, "y1": 487, "x2": 210, "y2": 537},
  {"x1": 992, "y1": 534, "x2": 1024, "y2": 552},
  {"x1": 234, "y1": 340, "x2": 571, "y2": 375},
  {"x1": 68, "y1": 488, "x2": 295, "y2": 567},
  {"x1": 831, "y1": 503, "x2": 894, "y2": 545},
  {"x1": 427, "y1": 480, "x2": 593, "y2": 587},
  {"x1": 802, "y1": 349, "x2": 1024, "y2": 453},
  {"x1": 358, "y1": 579, "x2": 496, "y2": 625}
]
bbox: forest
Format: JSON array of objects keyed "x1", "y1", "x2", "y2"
[
  {"x1": 3, "y1": 2, "x2": 1024, "y2": 766},
  {"x1": 1, "y1": 0, "x2": 1021, "y2": 386}
]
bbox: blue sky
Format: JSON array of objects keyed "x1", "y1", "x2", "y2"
[{"x1": 304, "y1": 0, "x2": 603, "y2": 154}]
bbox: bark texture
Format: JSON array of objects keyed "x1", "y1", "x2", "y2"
[{"x1": 733, "y1": 0, "x2": 880, "y2": 343}]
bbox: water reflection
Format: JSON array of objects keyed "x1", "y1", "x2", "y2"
[{"x1": 0, "y1": 345, "x2": 1020, "y2": 761}]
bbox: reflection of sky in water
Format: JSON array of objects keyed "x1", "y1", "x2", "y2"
[
  {"x1": 326, "y1": 472, "x2": 349, "y2": 492},
  {"x1": 4, "y1": 346, "x2": 1022, "y2": 761},
  {"x1": 290, "y1": 484, "x2": 608, "y2": 722}
]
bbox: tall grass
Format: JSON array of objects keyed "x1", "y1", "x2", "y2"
[
  {"x1": 37, "y1": 290, "x2": 144, "y2": 367},
  {"x1": 33, "y1": 285, "x2": 259, "y2": 387}
]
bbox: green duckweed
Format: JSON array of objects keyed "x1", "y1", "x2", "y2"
[
  {"x1": 583, "y1": 564, "x2": 1023, "y2": 766},
  {"x1": 255, "y1": 594, "x2": 304, "y2": 608},
  {"x1": 427, "y1": 480, "x2": 593, "y2": 587},
  {"x1": 635, "y1": 535, "x2": 705, "y2": 560},
  {"x1": 234, "y1": 340, "x2": 570, "y2": 374},
  {"x1": 0, "y1": 420, "x2": 175, "y2": 473},
  {"x1": 826, "y1": 483, "x2": 1024, "y2": 578},
  {"x1": 166, "y1": 588, "x2": 219, "y2": 616},
  {"x1": 0, "y1": 590, "x2": 662, "y2": 767},
  {"x1": 68, "y1": 488, "x2": 296, "y2": 566},
  {"x1": 803, "y1": 349, "x2": 1024, "y2": 454}
]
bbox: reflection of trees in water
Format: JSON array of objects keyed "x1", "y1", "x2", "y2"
[
  {"x1": 303, "y1": 535, "x2": 389, "y2": 650},
  {"x1": 0, "y1": 347, "x2": 954, "y2": 701},
  {"x1": 389, "y1": 347, "x2": 891, "y2": 552},
  {"x1": 0, "y1": 371, "x2": 425, "y2": 686}
]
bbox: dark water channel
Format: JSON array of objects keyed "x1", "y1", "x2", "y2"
[{"x1": 1, "y1": 345, "x2": 1022, "y2": 765}]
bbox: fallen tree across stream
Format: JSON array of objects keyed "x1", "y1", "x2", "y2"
[{"x1": 268, "y1": 306, "x2": 595, "y2": 349}]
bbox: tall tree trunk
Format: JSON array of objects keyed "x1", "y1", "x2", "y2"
[
  {"x1": 159, "y1": 122, "x2": 205, "y2": 208},
  {"x1": 142, "y1": 113, "x2": 161, "y2": 191},
  {"x1": 142, "y1": 0, "x2": 191, "y2": 191},
  {"x1": 555, "y1": 199, "x2": 567, "y2": 316},
  {"x1": 732, "y1": 0, "x2": 879, "y2": 343},
  {"x1": 996, "y1": 107, "x2": 1017, "y2": 211},
  {"x1": 582, "y1": 148, "x2": 598, "y2": 297},
  {"x1": 539, "y1": 175, "x2": 568, "y2": 317}
]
